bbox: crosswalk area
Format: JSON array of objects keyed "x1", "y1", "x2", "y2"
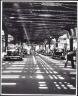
[{"x1": 1, "y1": 54, "x2": 76, "y2": 94}]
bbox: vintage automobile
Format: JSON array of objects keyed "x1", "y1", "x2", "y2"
[
  {"x1": 52, "y1": 48, "x2": 66, "y2": 60},
  {"x1": 4, "y1": 48, "x2": 23, "y2": 61},
  {"x1": 46, "y1": 51, "x2": 52, "y2": 56},
  {"x1": 38, "y1": 49, "x2": 46, "y2": 55}
]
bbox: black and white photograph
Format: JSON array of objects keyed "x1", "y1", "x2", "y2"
[{"x1": 1, "y1": 0, "x2": 77, "y2": 95}]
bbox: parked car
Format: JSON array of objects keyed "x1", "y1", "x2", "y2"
[
  {"x1": 46, "y1": 51, "x2": 52, "y2": 56},
  {"x1": 52, "y1": 48, "x2": 66, "y2": 60},
  {"x1": 4, "y1": 48, "x2": 23, "y2": 61},
  {"x1": 38, "y1": 50, "x2": 46, "y2": 55}
]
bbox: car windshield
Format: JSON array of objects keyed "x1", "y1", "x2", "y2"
[{"x1": 7, "y1": 49, "x2": 19, "y2": 56}]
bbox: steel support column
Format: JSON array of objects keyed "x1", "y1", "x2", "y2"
[
  {"x1": 49, "y1": 39, "x2": 51, "y2": 49},
  {"x1": 49, "y1": 42, "x2": 50, "y2": 49},
  {"x1": 5, "y1": 30, "x2": 8, "y2": 52},
  {"x1": 70, "y1": 37, "x2": 74, "y2": 68},
  {"x1": 56, "y1": 38, "x2": 58, "y2": 47},
  {"x1": 45, "y1": 44, "x2": 46, "y2": 50},
  {"x1": 14, "y1": 33, "x2": 16, "y2": 45},
  {"x1": 70, "y1": 26, "x2": 75, "y2": 68},
  {"x1": 70, "y1": 37, "x2": 73, "y2": 51}
]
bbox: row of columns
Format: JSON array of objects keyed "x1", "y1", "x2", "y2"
[
  {"x1": 44, "y1": 37, "x2": 58, "y2": 50},
  {"x1": 4, "y1": 33, "x2": 74, "y2": 52},
  {"x1": 43, "y1": 36, "x2": 74, "y2": 52},
  {"x1": 3, "y1": 28, "x2": 76, "y2": 53}
]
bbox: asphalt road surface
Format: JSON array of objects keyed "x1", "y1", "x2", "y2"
[{"x1": 1, "y1": 54, "x2": 76, "y2": 94}]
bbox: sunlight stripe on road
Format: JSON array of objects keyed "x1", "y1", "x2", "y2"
[
  {"x1": 22, "y1": 76, "x2": 25, "y2": 78},
  {"x1": 67, "y1": 85, "x2": 76, "y2": 89},
  {"x1": 69, "y1": 72, "x2": 76, "y2": 74},
  {"x1": 38, "y1": 81, "x2": 48, "y2": 89},
  {"x1": 53, "y1": 75, "x2": 58, "y2": 79},
  {"x1": 2, "y1": 75, "x2": 20, "y2": 78},
  {"x1": 1, "y1": 83, "x2": 16, "y2": 85},
  {"x1": 39, "y1": 87, "x2": 48, "y2": 89},
  {"x1": 38, "y1": 82, "x2": 46, "y2": 84},
  {"x1": 11, "y1": 65, "x2": 25, "y2": 66},
  {"x1": 2, "y1": 70, "x2": 22, "y2": 73},
  {"x1": 33, "y1": 56, "x2": 37, "y2": 64},
  {"x1": 36, "y1": 74, "x2": 44, "y2": 79},
  {"x1": 67, "y1": 66, "x2": 72, "y2": 68},
  {"x1": 12, "y1": 62, "x2": 25, "y2": 64},
  {"x1": 62, "y1": 68, "x2": 76, "y2": 70},
  {"x1": 58, "y1": 77, "x2": 64, "y2": 79},
  {"x1": 54, "y1": 71, "x2": 58, "y2": 74},
  {"x1": 71, "y1": 77, "x2": 75, "y2": 79},
  {"x1": 6, "y1": 67, "x2": 23, "y2": 69},
  {"x1": 37, "y1": 56, "x2": 53, "y2": 70},
  {"x1": 55, "y1": 64, "x2": 65, "y2": 65},
  {"x1": 36, "y1": 70, "x2": 44, "y2": 73},
  {"x1": 49, "y1": 75, "x2": 53, "y2": 79}
]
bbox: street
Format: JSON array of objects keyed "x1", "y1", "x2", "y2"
[{"x1": 2, "y1": 54, "x2": 76, "y2": 94}]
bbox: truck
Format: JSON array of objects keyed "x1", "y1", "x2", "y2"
[{"x1": 4, "y1": 45, "x2": 23, "y2": 61}]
